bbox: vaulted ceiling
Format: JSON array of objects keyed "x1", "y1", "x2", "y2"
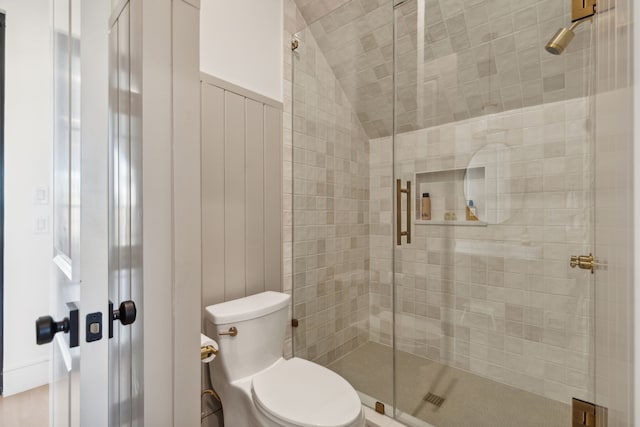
[{"x1": 295, "y1": 0, "x2": 592, "y2": 139}]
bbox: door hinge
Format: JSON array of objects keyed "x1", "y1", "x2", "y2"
[
  {"x1": 572, "y1": 0, "x2": 597, "y2": 22},
  {"x1": 569, "y1": 253, "x2": 595, "y2": 273},
  {"x1": 572, "y1": 398, "x2": 606, "y2": 427}
]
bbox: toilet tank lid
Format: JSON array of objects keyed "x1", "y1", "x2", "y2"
[{"x1": 205, "y1": 291, "x2": 291, "y2": 324}]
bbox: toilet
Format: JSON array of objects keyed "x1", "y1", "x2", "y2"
[{"x1": 205, "y1": 291, "x2": 365, "y2": 427}]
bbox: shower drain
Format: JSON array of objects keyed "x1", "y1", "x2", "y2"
[{"x1": 423, "y1": 392, "x2": 446, "y2": 407}]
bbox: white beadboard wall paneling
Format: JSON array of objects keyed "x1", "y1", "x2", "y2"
[
  {"x1": 264, "y1": 104, "x2": 283, "y2": 293},
  {"x1": 201, "y1": 73, "x2": 283, "y2": 110},
  {"x1": 223, "y1": 91, "x2": 246, "y2": 302},
  {"x1": 245, "y1": 98, "x2": 266, "y2": 296},
  {"x1": 201, "y1": 84, "x2": 226, "y2": 306},
  {"x1": 201, "y1": 73, "x2": 283, "y2": 310}
]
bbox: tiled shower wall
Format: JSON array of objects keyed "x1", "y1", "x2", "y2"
[
  {"x1": 369, "y1": 97, "x2": 594, "y2": 405},
  {"x1": 287, "y1": 15, "x2": 371, "y2": 366},
  {"x1": 304, "y1": 0, "x2": 592, "y2": 139}
]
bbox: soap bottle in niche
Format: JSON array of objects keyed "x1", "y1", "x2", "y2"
[
  {"x1": 466, "y1": 200, "x2": 478, "y2": 221},
  {"x1": 421, "y1": 193, "x2": 431, "y2": 220}
]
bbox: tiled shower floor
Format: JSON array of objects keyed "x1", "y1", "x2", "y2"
[{"x1": 328, "y1": 342, "x2": 569, "y2": 427}]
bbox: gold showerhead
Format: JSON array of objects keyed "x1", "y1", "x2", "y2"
[
  {"x1": 545, "y1": 18, "x2": 590, "y2": 55},
  {"x1": 545, "y1": 27, "x2": 576, "y2": 55}
]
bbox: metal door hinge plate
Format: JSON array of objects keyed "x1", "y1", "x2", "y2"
[
  {"x1": 572, "y1": 398, "x2": 607, "y2": 427},
  {"x1": 68, "y1": 302, "x2": 79, "y2": 348},
  {"x1": 570, "y1": 253, "x2": 595, "y2": 273},
  {"x1": 572, "y1": 0, "x2": 597, "y2": 22}
]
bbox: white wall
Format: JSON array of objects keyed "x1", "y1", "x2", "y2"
[
  {"x1": 200, "y1": 0, "x2": 283, "y2": 102},
  {"x1": 0, "y1": 0, "x2": 52, "y2": 396}
]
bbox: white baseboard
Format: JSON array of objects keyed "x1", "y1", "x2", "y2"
[{"x1": 2, "y1": 359, "x2": 49, "y2": 397}]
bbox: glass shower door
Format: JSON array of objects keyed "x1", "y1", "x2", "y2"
[
  {"x1": 392, "y1": 1, "x2": 596, "y2": 426},
  {"x1": 290, "y1": 0, "x2": 395, "y2": 415}
]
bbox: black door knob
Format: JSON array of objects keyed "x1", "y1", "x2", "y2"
[
  {"x1": 109, "y1": 300, "x2": 137, "y2": 338},
  {"x1": 36, "y1": 304, "x2": 79, "y2": 347},
  {"x1": 113, "y1": 300, "x2": 137, "y2": 326},
  {"x1": 35, "y1": 316, "x2": 70, "y2": 345}
]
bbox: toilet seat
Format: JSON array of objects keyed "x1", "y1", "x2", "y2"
[{"x1": 252, "y1": 358, "x2": 363, "y2": 427}]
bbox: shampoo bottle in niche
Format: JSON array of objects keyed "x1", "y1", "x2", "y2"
[
  {"x1": 466, "y1": 200, "x2": 478, "y2": 221},
  {"x1": 421, "y1": 193, "x2": 431, "y2": 220}
]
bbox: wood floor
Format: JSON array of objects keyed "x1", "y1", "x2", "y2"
[{"x1": 0, "y1": 385, "x2": 49, "y2": 426}]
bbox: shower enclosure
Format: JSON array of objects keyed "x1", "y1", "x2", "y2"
[{"x1": 291, "y1": 1, "x2": 598, "y2": 426}]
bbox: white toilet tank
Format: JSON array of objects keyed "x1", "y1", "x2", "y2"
[{"x1": 205, "y1": 291, "x2": 290, "y2": 382}]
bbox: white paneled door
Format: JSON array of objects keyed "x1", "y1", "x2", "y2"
[
  {"x1": 38, "y1": 1, "x2": 200, "y2": 425},
  {"x1": 36, "y1": 1, "x2": 139, "y2": 426},
  {"x1": 108, "y1": 2, "x2": 144, "y2": 425}
]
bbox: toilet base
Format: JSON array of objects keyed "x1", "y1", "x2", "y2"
[{"x1": 215, "y1": 359, "x2": 365, "y2": 427}]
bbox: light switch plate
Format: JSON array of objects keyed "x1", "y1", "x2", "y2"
[
  {"x1": 33, "y1": 216, "x2": 49, "y2": 234},
  {"x1": 33, "y1": 186, "x2": 49, "y2": 205}
]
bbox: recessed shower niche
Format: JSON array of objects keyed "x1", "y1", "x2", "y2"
[
  {"x1": 413, "y1": 166, "x2": 487, "y2": 226},
  {"x1": 413, "y1": 142, "x2": 517, "y2": 227}
]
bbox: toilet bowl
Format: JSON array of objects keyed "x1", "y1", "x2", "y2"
[{"x1": 205, "y1": 291, "x2": 365, "y2": 427}]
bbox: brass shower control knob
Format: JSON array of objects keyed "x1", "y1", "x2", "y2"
[{"x1": 570, "y1": 253, "x2": 595, "y2": 274}]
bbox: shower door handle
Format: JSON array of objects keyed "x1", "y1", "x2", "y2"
[{"x1": 396, "y1": 179, "x2": 411, "y2": 245}]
